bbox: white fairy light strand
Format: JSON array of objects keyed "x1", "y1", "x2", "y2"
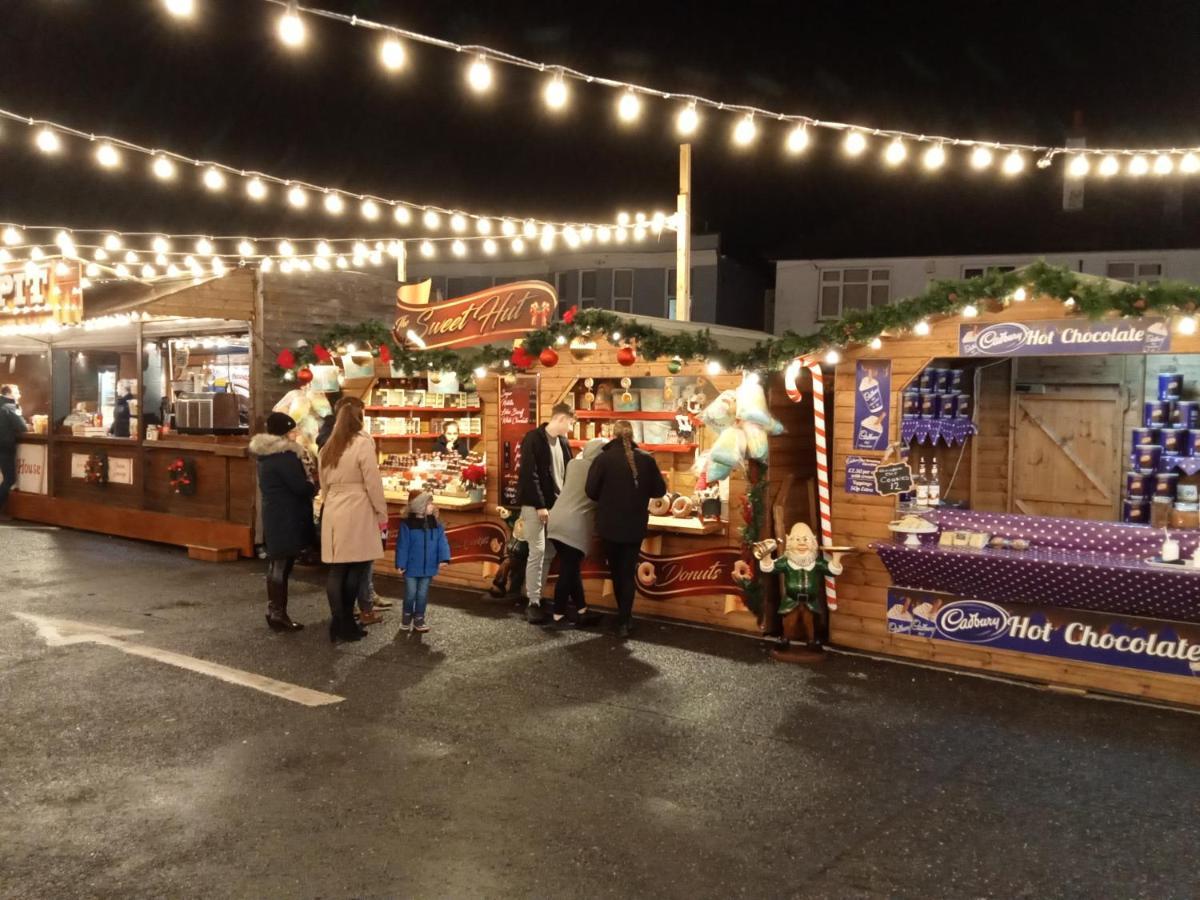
[
  {"x1": 250, "y1": 0, "x2": 1200, "y2": 167},
  {"x1": 0, "y1": 104, "x2": 670, "y2": 232}
]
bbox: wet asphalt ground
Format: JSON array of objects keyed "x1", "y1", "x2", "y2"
[{"x1": 2, "y1": 520, "x2": 1199, "y2": 900}]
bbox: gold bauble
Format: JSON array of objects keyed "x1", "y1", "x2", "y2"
[{"x1": 569, "y1": 336, "x2": 597, "y2": 360}]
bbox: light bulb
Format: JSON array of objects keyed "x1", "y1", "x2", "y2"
[
  {"x1": 287, "y1": 185, "x2": 308, "y2": 208},
  {"x1": 115, "y1": 264, "x2": 130, "y2": 278},
  {"x1": 483, "y1": 238, "x2": 498, "y2": 256},
  {"x1": 279, "y1": 261, "x2": 293, "y2": 274},
  {"x1": 732, "y1": 114, "x2": 757, "y2": 147},
  {"x1": 615, "y1": 226, "x2": 628, "y2": 243},
  {"x1": 212, "y1": 257, "x2": 226, "y2": 276},
  {"x1": 884, "y1": 138, "x2": 906, "y2": 166},
  {"x1": 316, "y1": 241, "x2": 332, "y2": 257},
  {"x1": 277, "y1": 2, "x2": 305, "y2": 47},
  {"x1": 246, "y1": 177, "x2": 268, "y2": 200},
  {"x1": 580, "y1": 225, "x2": 594, "y2": 243},
  {"x1": 450, "y1": 214, "x2": 467, "y2": 233},
  {"x1": 962, "y1": 304, "x2": 979, "y2": 318},
  {"x1": 617, "y1": 89, "x2": 641, "y2": 123},
  {"x1": 500, "y1": 219, "x2": 517, "y2": 237},
  {"x1": 334, "y1": 256, "x2": 347, "y2": 269},
  {"x1": 141, "y1": 264, "x2": 156, "y2": 279},
  {"x1": 824, "y1": 349, "x2": 841, "y2": 365},
  {"x1": 633, "y1": 225, "x2": 647, "y2": 242},
  {"x1": 323, "y1": 192, "x2": 344, "y2": 215},
  {"x1": 676, "y1": 103, "x2": 700, "y2": 137},
  {"x1": 476, "y1": 218, "x2": 492, "y2": 235},
  {"x1": 103, "y1": 233, "x2": 121, "y2": 251},
  {"x1": 394, "y1": 205, "x2": 412, "y2": 225},
  {"x1": 451, "y1": 239, "x2": 467, "y2": 257},
  {"x1": 1012, "y1": 286, "x2": 1027, "y2": 302},
  {"x1": 706, "y1": 360, "x2": 722, "y2": 376},
  {"x1": 923, "y1": 143, "x2": 946, "y2": 170},
  {"x1": 541, "y1": 224, "x2": 556, "y2": 241},
  {"x1": 914, "y1": 320, "x2": 931, "y2": 336},
  {"x1": 970, "y1": 145, "x2": 994, "y2": 169},
  {"x1": 202, "y1": 167, "x2": 226, "y2": 191},
  {"x1": 2, "y1": 227, "x2": 22, "y2": 246},
  {"x1": 544, "y1": 73, "x2": 569, "y2": 111},
  {"x1": 1177, "y1": 315, "x2": 1198, "y2": 336},
  {"x1": 562, "y1": 226, "x2": 580, "y2": 248},
  {"x1": 522, "y1": 219, "x2": 538, "y2": 239},
  {"x1": 195, "y1": 238, "x2": 213, "y2": 255},
  {"x1": 1067, "y1": 154, "x2": 1090, "y2": 178},
  {"x1": 650, "y1": 212, "x2": 666, "y2": 235},
  {"x1": 379, "y1": 37, "x2": 406, "y2": 72},
  {"x1": 313, "y1": 257, "x2": 330, "y2": 270},
  {"x1": 596, "y1": 226, "x2": 611, "y2": 244},
  {"x1": 1094, "y1": 155, "x2": 1118, "y2": 177},
  {"x1": 124, "y1": 250, "x2": 139, "y2": 264},
  {"x1": 540, "y1": 233, "x2": 555, "y2": 252},
  {"x1": 419, "y1": 240, "x2": 435, "y2": 258},
  {"x1": 1002, "y1": 150, "x2": 1025, "y2": 176},
  {"x1": 511, "y1": 237, "x2": 526, "y2": 254},
  {"x1": 95, "y1": 142, "x2": 121, "y2": 169},
  {"x1": 1181, "y1": 152, "x2": 1200, "y2": 174},
  {"x1": 785, "y1": 123, "x2": 810, "y2": 155},
  {"x1": 869, "y1": 337, "x2": 883, "y2": 350},
  {"x1": 467, "y1": 55, "x2": 493, "y2": 93},
  {"x1": 152, "y1": 236, "x2": 170, "y2": 254},
  {"x1": 149, "y1": 156, "x2": 175, "y2": 181},
  {"x1": 1128, "y1": 155, "x2": 1149, "y2": 176},
  {"x1": 360, "y1": 199, "x2": 380, "y2": 221},
  {"x1": 278, "y1": 240, "x2": 294, "y2": 257},
  {"x1": 1153, "y1": 154, "x2": 1174, "y2": 176},
  {"x1": 93, "y1": 248, "x2": 108, "y2": 262},
  {"x1": 423, "y1": 210, "x2": 441, "y2": 230},
  {"x1": 85, "y1": 261, "x2": 100, "y2": 275},
  {"x1": 843, "y1": 131, "x2": 867, "y2": 157},
  {"x1": 238, "y1": 240, "x2": 255, "y2": 257},
  {"x1": 474, "y1": 366, "x2": 488, "y2": 380},
  {"x1": 162, "y1": 0, "x2": 195, "y2": 18},
  {"x1": 35, "y1": 128, "x2": 62, "y2": 154},
  {"x1": 611, "y1": 331, "x2": 622, "y2": 342},
  {"x1": 616, "y1": 211, "x2": 631, "y2": 227}
]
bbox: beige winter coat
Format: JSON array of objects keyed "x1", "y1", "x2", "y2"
[{"x1": 319, "y1": 432, "x2": 388, "y2": 564}]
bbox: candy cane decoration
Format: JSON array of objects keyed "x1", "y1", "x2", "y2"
[{"x1": 788, "y1": 356, "x2": 838, "y2": 611}]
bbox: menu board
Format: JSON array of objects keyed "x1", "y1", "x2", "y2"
[{"x1": 499, "y1": 374, "x2": 539, "y2": 508}]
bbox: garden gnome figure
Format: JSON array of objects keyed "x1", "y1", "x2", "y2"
[{"x1": 759, "y1": 522, "x2": 846, "y2": 653}]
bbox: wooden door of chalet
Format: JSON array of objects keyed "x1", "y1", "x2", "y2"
[{"x1": 1010, "y1": 388, "x2": 1123, "y2": 521}]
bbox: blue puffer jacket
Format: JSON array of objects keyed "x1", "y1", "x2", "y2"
[{"x1": 395, "y1": 515, "x2": 452, "y2": 578}]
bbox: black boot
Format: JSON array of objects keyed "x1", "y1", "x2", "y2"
[{"x1": 266, "y1": 566, "x2": 304, "y2": 632}]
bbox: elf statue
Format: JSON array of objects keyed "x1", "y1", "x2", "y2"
[{"x1": 755, "y1": 522, "x2": 848, "y2": 659}]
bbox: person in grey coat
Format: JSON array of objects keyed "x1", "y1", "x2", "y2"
[{"x1": 545, "y1": 438, "x2": 606, "y2": 629}]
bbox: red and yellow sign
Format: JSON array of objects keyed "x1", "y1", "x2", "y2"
[
  {"x1": 0, "y1": 259, "x2": 83, "y2": 325},
  {"x1": 393, "y1": 280, "x2": 556, "y2": 350}
]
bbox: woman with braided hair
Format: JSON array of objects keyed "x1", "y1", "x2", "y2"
[{"x1": 585, "y1": 420, "x2": 667, "y2": 638}]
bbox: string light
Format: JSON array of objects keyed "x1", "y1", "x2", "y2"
[
  {"x1": 152, "y1": 156, "x2": 176, "y2": 180},
  {"x1": 423, "y1": 210, "x2": 441, "y2": 230},
  {"x1": 706, "y1": 360, "x2": 723, "y2": 376},
  {"x1": 869, "y1": 337, "x2": 883, "y2": 350},
  {"x1": 824, "y1": 349, "x2": 841, "y2": 365},
  {"x1": 676, "y1": 102, "x2": 700, "y2": 137},
  {"x1": 276, "y1": 1, "x2": 306, "y2": 48},
  {"x1": 544, "y1": 71, "x2": 569, "y2": 111},
  {"x1": 970, "y1": 145, "x2": 993, "y2": 170},
  {"x1": 162, "y1": 0, "x2": 195, "y2": 18},
  {"x1": 202, "y1": 167, "x2": 226, "y2": 191},
  {"x1": 360, "y1": 199, "x2": 380, "y2": 221},
  {"x1": 451, "y1": 239, "x2": 468, "y2": 257},
  {"x1": 1128, "y1": 155, "x2": 1150, "y2": 176},
  {"x1": 617, "y1": 89, "x2": 641, "y2": 124},
  {"x1": 3, "y1": 227, "x2": 24, "y2": 246},
  {"x1": 467, "y1": 55, "x2": 493, "y2": 93},
  {"x1": 483, "y1": 238, "x2": 498, "y2": 256},
  {"x1": 500, "y1": 219, "x2": 517, "y2": 237},
  {"x1": 103, "y1": 233, "x2": 121, "y2": 251},
  {"x1": 95, "y1": 142, "x2": 121, "y2": 169},
  {"x1": 35, "y1": 128, "x2": 61, "y2": 154},
  {"x1": 476, "y1": 218, "x2": 492, "y2": 235},
  {"x1": 1066, "y1": 154, "x2": 1090, "y2": 178},
  {"x1": 195, "y1": 238, "x2": 214, "y2": 255},
  {"x1": 785, "y1": 124, "x2": 810, "y2": 155},
  {"x1": 323, "y1": 192, "x2": 345, "y2": 215},
  {"x1": 884, "y1": 138, "x2": 906, "y2": 167},
  {"x1": 394, "y1": 205, "x2": 412, "y2": 225},
  {"x1": 1098, "y1": 155, "x2": 1119, "y2": 177},
  {"x1": 450, "y1": 213, "x2": 468, "y2": 233},
  {"x1": 246, "y1": 177, "x2": 268, "y2": 200},
  {"x1": 732, "y1": 114, "x2": 757, "y2": 147},
  {"x1": 420, "y1": 240, "x2": 435, "y2": 258},
  {"x1": 913, "y1": 320, "x2": 931, "y2": 335},
  {"x1": 287, "y1": 185, "x2": 308, "y2": 208},
  {"x1": 1002, "y1": 150, "x2": 1025, "y2": 176},
  {"x1": 1012, "y1": 286, "x2": 1028, "y2": 302},
  {"x1": 843, "y1": 131, "x2": 867, "y2": 157},
  {"x1": 1154, "y1": 154, "x2": 1174, "y2": 176},
  {"x1": 152, "y1": 236, "x2": 170, "y2": 253},
  {"x1": 1177, "y1": 315, "x2": 1198, "y2": 336},
  {"x1": 1182, "y1": 153, "x2": 1200, "y2": 174},
  {"x1": 511, "y1": 237, "x2": 526, "y2": 254},
  {"x1": 923, "y1": 143, "x2": 946, "y2": 170},
  {"x1": 379, "y1": 37, "x2": 407, "y2": 72},
  {"x1": 962, "y1": 304, "x2": 979, "y2": 318}
]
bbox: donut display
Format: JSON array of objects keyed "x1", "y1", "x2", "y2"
[{"x1": 637, "y1": 561, "x2": 657, "y2": 586}]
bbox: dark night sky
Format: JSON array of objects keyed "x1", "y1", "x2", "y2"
[{"x1": 4, "y1": 0, "x2": 1200, "y2": 262}]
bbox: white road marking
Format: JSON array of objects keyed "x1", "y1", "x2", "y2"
[{"x1": 13, "y1": 612, "x2": 344, "y2": 707}]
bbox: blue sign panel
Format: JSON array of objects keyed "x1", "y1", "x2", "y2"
[
  {"x1": 959, "y1": 317, "x2": 1171, "y2": 357},
  {"x1": 852, "y1": 360, "x2": 890, "y2": 451},
  {"x1": 887, "y1": 587, "x2": 1200, "y2": 679},
  {"x1": 845, "y1": 456, "x2": 880, "y2": 495}
]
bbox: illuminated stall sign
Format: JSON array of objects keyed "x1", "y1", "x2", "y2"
[
  {"x1": 0, "y1": 260, "x2": 83, "y2": 325},
  {"x1": 960, "y1": 317, "x2": 1170, "y2": 357},
  {"x1": 393, "y1": 280, "x2": 557, "y2": 350}
]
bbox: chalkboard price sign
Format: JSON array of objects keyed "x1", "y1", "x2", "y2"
[
  {"x1": 499, "y1": 374, "x2": 539, "y2": 507},
  {"x1": 873, "y1": 461, "x2": 914, "y2": 496}
]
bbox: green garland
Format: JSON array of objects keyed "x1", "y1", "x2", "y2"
[
  {"x1": 736, "y1": 460, "x2": 770, "y2": 619},
  {"x1": 274, "y1": 261, "x2": 1200, "y2": 383}
]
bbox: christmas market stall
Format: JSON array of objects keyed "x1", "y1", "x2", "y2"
[
  {"x1": 804, "y1": 262, "x2": 1200, "y2": 707},
  {"x1": 278, "y1": 282, "x2": 817, "y2": 634}
]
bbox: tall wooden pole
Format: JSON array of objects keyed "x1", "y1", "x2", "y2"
[
  {"x1": 675, "y1": 143, "x2": 692, "y2": 321},
  {"x1": 396, "y1": 240, "x2": 408, "y2": 283}
]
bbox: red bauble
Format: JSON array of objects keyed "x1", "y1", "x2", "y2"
[
  {"x1": 511, "y1": 347, "x2": 533, "y2": 370},
  {"x1": 562, "y1": 305, "x2": 578, "y2": 325},
  {"x1": 276, "y1": 348, "x2": 296, "y2": 369},
  {"x1": 616, "y1": 346, "x2": 637, "y2": 367},
  {"x1": 539, "y1": 347, "x2": 559, "y2": 368},
  {"x1": 297, "y1": 367, "x2": 314, "y2": 385},
  {"x1": 378, "y1": 344, "x2": 392, "y2": 364}
]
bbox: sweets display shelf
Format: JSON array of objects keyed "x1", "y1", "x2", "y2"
[
  {"x1": 568, "y1": 439, "x2": 698, "y2": 453},
  {"x1": 558, "y1": 374, "x2": 707, "y2": 456}
]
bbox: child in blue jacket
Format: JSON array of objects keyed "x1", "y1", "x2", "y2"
[{"x1": 394, "y1": 490, "x2": 452, "y2": 632}]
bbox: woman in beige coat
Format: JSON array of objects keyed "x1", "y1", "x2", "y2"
[{"x1": 318, "y1": 402, "x2": 388, "y2": 642}]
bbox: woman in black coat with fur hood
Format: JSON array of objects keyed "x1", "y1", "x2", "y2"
[{"x1": 250, "y1": 412, "x2": 316, "y2": 631}]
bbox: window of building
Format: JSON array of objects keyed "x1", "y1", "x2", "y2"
[
  {"x1": 613, "y1": 268, "x2": 634, "y2": 313},
  {"x1": 1106, "y1": 261, "x2": 1163, "y2": 283},
  {"x1": 962, "y1": 264, "x2": 1016, "y2": 279},
  {"x1": 819, "y1": 268, "x2": 890, "y2": 319},
  {"x1": 580, "y1": 269, "x2": 598, "y2": 308}
]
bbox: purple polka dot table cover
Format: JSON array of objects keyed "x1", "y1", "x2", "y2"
[{"x1": 874, "y1": 510, "x2": 1200, "y2": 625}]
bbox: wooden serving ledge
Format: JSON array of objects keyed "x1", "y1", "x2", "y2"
[
  {"x1": 569, "y1": 439, "x2": 697, "y2": 453},
  {"x1": 647, "y1": 514, "x2": 724, "y2": 536},
  {"x1": 366, "y1": 406, "x2": 482, "y2": 414},
  {"x1": 383, "y1": 492, "x2": 484, "y2": 511}
]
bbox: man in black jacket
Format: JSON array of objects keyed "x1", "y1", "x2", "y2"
[
  {"x1": 0, "y1": 385, "x2": 28, "y2": 514},
  {"x1": 514, "y1": 402, "x2": 575, "y2": 623}
]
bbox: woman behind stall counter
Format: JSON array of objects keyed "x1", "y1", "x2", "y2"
[{"x1": 432, "y1": 420, "x2": 470, "y2": 458}]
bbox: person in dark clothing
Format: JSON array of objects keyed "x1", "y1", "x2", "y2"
[
  {"x1": 0, "y1": 385, "x2": 28, "y2": 514},
  {"x1": 585, "y1": 420, "x2": 668, "y2": 638},
  {"x1": 316, "y1": 413, "x2": 335, "y2": 450},
  {"x1": 432, "y1": 420, "x2": 470, "y2": 458},
  {"x1": 250, "y1": 412, "x2": 316, "y2": 632},
  {"x1": 110, "y1": 382, "x2": 135, "y2": 438},
  {"x1": 514, "y1": 402, "x2": 575, "y2": 624}
]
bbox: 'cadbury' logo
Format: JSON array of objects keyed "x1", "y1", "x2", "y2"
[{"x1": 935, "y1": 600, "x2": 1010, "y2": 642}]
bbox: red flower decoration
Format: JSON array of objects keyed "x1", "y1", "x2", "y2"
[
  {"x1": 511, "y1": 347, "x2": 533, "y2": 370},
  {"x1": 313, "y1": 344, "x2": 332, "y2": 363},
  {"x1": 378, "y1": 344, "x2": 392, "y2": 364},
  {"x1": 562, "y1": 305, "x2": 578, "y2": 325},
  {"x1": 461, "y1": 464, "x2": 487, "y2": 486},
  {"x1": 276, "y1": 348, "x2": 296, "y2": 369}
]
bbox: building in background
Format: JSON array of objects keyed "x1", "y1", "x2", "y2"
[
  {"x1": 773, "y1": 248, "x2": 1196, "y2": 334},
  {"x1": 409, "y1": 233, "x2": 771, "y2": 332}
]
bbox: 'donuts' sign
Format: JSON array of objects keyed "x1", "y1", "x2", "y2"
[
  {"x1": 635, "y1": 548, "x2": 746, "y2": 600},
  {"x1": 393, "y1": 280, "x2": 557, "y2": 350}
]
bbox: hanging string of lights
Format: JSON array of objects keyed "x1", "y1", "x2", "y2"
[
  {"x1": 0, "y1": 104, "x2": 671, "y2": 234},
  {"x1": 158, "y1": 0, "x2": 1200, "y2": 178}
]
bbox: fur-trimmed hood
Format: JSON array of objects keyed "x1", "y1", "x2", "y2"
[{"x1": 249, "y1": 433, "x2": 306, "y2": 457}]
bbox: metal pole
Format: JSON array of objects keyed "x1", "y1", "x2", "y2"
[{"x1": 675, "y1": 143, "x2": 691, "y2": 321}]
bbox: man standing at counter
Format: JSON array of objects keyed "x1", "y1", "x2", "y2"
[
  {"x1": 515, "y1": 403, "x2": 575, "y2": 624},
  {"x1": 0, "y1": 385, "x2": 27, "y2": 514}
]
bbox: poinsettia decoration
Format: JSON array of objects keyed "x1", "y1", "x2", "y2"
[
  {"x1": 460, "y1": 464, "x2": 487, "y2": 489},
  {"x1": 313, "y1": 343, "x2": 332, "y2": 363},
  {"x1": 276, "y1": 348, "x2": 296, "y2": 369},
  {"x1": 562, "y1": 304, "x2": 578, "y2": 325}
]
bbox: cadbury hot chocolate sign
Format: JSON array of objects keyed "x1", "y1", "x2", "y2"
[
  {"x1": 393, "y1": 280, "x2": 557, "y2": 350},
  {"x1": 960, "y1": 317, "x2": 1170, "y2": 357}
]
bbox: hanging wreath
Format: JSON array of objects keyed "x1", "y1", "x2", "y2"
[
  {"x1": 84, "y1": 451, "x2": 108, "y2": 485},
  {"x1": 168, "y1": 457, "x2": 197, "y2": 496}
]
